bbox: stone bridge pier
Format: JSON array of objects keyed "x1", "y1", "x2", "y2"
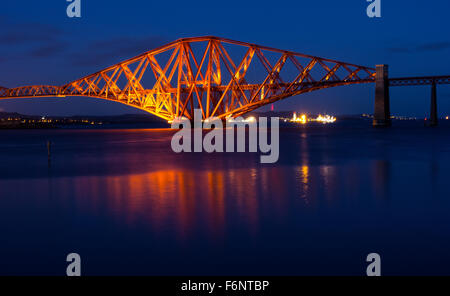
[{"x1": 373, "y1": 64, "x2": 391, "y2": 127}]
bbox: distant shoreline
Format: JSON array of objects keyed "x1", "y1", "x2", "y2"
[{"x1": 0, "y1": 111, "x2": 434, "y2": 130}]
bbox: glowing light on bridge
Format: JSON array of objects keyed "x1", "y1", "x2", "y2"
[{"x1": 245, "y1": 116, "x2": 256, "y2": 123}]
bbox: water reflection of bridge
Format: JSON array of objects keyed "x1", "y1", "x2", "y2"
[{"x1": 28, "y1": 163, "x2": 390, "y2": 241}]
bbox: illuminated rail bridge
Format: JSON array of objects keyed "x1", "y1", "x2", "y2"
[{"x1": 0, "y1": 36, "x2": 449, "y2": 125}]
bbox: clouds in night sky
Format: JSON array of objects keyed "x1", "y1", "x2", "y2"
[
  {"x1": 66, "y1": 36, "x2": 167, "y2": 67},
  {"x1": 388, "y1": 41, "x2": 450, "y2": 53},
  {"x1": 0, "y1": 20, "x2": 68, "y2": 59},
  {"x1": 0, "y1": 17, "x2": 166, "y2": 67}
]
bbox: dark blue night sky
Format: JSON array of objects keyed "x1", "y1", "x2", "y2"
[{"x1": 0, "y1": 0, "x2": 449, "y2": 116}]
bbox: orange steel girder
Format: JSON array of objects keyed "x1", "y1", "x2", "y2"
[{"x1": 0, "y1": 36, "x2": 376, "y2": 121}]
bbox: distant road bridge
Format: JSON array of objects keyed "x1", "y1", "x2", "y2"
[{"x1": 0, "y1": 36, "x2": 448, "y2": 125}]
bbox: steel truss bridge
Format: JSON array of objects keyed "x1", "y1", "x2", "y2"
[{"x1": 0, "y1": 36, "x2": 449, "y2": 122}]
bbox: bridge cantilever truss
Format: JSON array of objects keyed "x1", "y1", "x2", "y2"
[{"x1": 0, "y1": 36, "x2": 376, "y2": 121}]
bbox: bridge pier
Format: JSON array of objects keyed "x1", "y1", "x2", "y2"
[
  {"x1": 429, "y1": 81, "x2": 438, "y2": 126},
  {"x1": 373, "y1": 64, "x2": 391, "y2": 127}
]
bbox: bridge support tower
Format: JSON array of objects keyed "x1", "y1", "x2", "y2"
[
  {"x1": 429, "y1": 81, "x2": 438, "y2": 126},
  {"x1": 373, "y1": 64, "x2": 391, "y2": 127}
]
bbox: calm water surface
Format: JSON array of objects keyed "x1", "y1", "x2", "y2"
[{"x1": 1, "y1": 121, "x2": 450, "y2": 275}]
